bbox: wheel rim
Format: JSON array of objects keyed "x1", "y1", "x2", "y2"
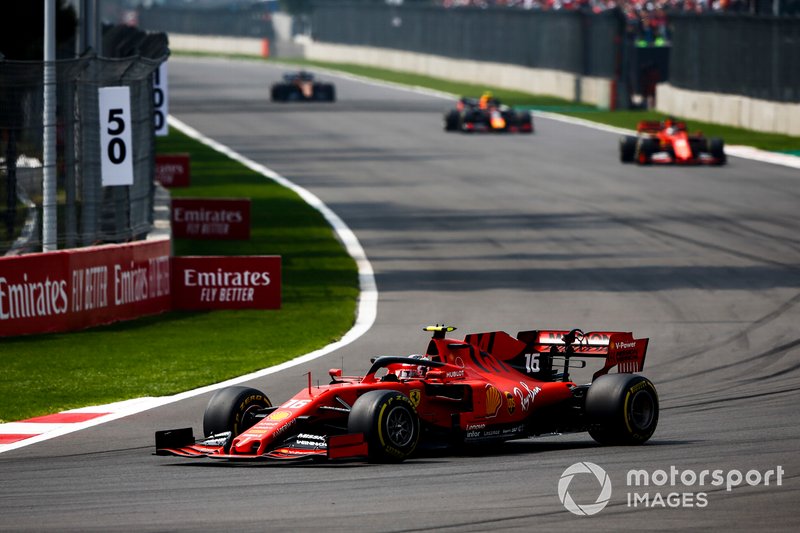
[
  {"x1": 238, "y1": 403, "x2": 263, "y2": 434},
  {"x1": 629, "y1": 389, "x2": 655, "y2": 431},
  {"x1": 385, "y1": 406, "x2": 414, "y2": 447}
]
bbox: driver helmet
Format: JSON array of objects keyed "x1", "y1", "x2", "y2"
[{"x1": 397, "y1": 354, "x2": 428, "y2": 379}]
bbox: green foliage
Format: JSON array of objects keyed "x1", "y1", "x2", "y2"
[{"x1": 0, "y1": 129, "x2": 358, "y2": 423}]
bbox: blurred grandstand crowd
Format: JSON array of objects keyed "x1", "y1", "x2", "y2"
[{"x1": 438, "y1": 0, "x2": 776, "y2": 45}]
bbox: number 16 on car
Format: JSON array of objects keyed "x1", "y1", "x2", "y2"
[{"x1": 98, "y1": 86, "x2": 134, "y2": 186}]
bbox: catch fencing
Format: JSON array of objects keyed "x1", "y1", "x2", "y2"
[
  {"x1": 136, "y1": 4, "x2": 275, "y2": 39},
  {"x1": 311, "y1": 5, "x2": 622, "y2": 78},
  {"x1": 310, "y1": 4, "x2": 800, "y2": 105},
  {"x1": 669, "y1": 13, "x2": 800, "y2": 103},
  {"x1": 0, "y1": 28, "x2": 168, "y2": 255}
]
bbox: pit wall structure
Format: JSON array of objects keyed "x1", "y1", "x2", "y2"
[{"x1": 168, "y1": 33, "x2": 799, "y2": 137}]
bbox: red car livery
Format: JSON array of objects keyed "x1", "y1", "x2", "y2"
[
  {"x1": 620, "y1": 119, "x2": 726, "y2": 165},
  {"x1": 156, "y1": 325, "x2": 658, "y2": 463}
]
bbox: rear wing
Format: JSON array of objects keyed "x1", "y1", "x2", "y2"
[
  {"x1": 464, "y1": 329, "x2": 648, "y2": 381},
  {"x1": 637, "y1": 120, "x2": 687, "y2": 133}
]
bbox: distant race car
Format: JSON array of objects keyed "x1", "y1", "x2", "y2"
[
  {"x1": 620, "y1": 118, "x2": 726, "y2": 165},
  {"x1": 444, "y1": 93, "x2": 533, "y2": 133},
  {"x1": 156, "y1": 325, "x2": 658, "y2": 463},
  {"x1": 271, "y1": 71, "x2": 335, "y2": 102}
]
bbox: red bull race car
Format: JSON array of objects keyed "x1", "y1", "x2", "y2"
[
  {"x1": 270, "y1": 71, "x2": 335, "y2": 102},
  {"x1": 620, "y1": 118, "x2": 726, "y2": 165},
  {"x1": 155, "y1": 325, "x2": 658, "y2": 463},
  {"x1": 444, "y1": 93, "x2": 533, "y2": 133}
]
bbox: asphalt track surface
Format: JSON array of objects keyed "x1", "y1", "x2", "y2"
[{"x1": 2, "y1": 57, "x2": 799, "y2": 532}]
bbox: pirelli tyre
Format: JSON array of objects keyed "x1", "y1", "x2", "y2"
[
  {"x1": 444, "y1": 110, "x2": 460, "y2": 131},
  {"x1": 348, "y1": 390, "x2": 420, "y2": 463},
  {"x1": 585, "y1": 374, "x2": 659, "y2": 445},
  {"x1": 271, "y1": 84, "x2": 287, "y2": 102},
  {"x1": 518, "y1": 112, "x2": 534, "y2": 134},
  {"x1": 203, "y1": 386, "x2": 272, "y2": 438},
  {"x1": 620, "y1": 135, "x2": 637, "y2": 162},
  {"x1": 635, "y1": 137, "x2": 657, "y2": 165},
  {"x1": 709, "y1": 138, "x2": 726, "y2": 165},
  {"x1": 314, "y1": 83, "x2": 336, "y2": 102}
]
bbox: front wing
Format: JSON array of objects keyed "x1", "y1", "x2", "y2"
[{"x1": 155, "y1": 428, "x2": 368, "y2": 461}]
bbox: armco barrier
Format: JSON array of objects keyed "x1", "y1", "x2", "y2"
[{"x1": 0, "y1": 239, "x2": 171, "y2": 337}]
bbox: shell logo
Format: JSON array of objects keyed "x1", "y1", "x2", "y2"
[
  {"x1": 267, "y1": 410, "x2": 291, "y2": 421},
  {"x1": 485, "y1": 385, "x2": 502, "y2": 418},
  {"x1": 506, "y1": 391, "x2": 516, "y2": 415}
]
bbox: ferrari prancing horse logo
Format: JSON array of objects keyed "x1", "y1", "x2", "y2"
[{"x1": 409, "y1": 389, "x2": 421, "y2": 407}]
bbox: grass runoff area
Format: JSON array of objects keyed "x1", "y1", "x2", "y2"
[
  {"x1": 0, "y1": 129, "x2": 358, "y2": 423},
  {"x1": 274, "y1": 57, "x2": 800, "y2": 154}
]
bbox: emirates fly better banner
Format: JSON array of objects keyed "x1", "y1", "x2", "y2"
[
  {"x1": 0, "y1": 240, "x2": 171, "y2": 337},
  {"x1": 155, "y1": 153, "x2": 190, "y2": 187},
  {"x1": 0, "y1": 243, "x2": 282, "y2": 336},
  {"x1": 172, "y1": 256, "x2": 281, "y2": 310},
  {"x1": 171, "y1": 198, "x2": 250, "y2": 240}
]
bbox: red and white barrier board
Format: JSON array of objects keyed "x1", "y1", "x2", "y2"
[
  {"x1": 172, "y1": 256, "x2": 281, "y2": 310},
  {"x1": 171, "y1": 198, "x2": 250, "y2": 240},
  {"x1": 0, "y1": 240, "x2": 171, "y2": 337},
  {"x1": 155, "y1": 153, "x2": 190, "y2": 187}
]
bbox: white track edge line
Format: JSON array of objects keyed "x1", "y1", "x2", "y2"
[{"x1": 0, "y1": 115, "x2": 378, "y2": 454}]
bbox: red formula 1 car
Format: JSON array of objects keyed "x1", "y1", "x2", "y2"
[
  {"x1": 270, "y1": 71, "x2": 336, "y2": 102},
  {"x1": 620, "y1": 118, "x2": 726, "y2": 165},
  {"x1": 155, "y1": 325, "x2": 658, "y2": 463},
  {"x1": 444, "y1": 93, "x2": 533, "y2": 134}
]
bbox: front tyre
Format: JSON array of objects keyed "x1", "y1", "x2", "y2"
[
  {"x1": 444, "y1": 110, "x2": 460, "y2": 131},
  {"x1": 585, "y1": 374, "x2": 658, "y2": 445},
  {"x1": 620, "y1": 135, "x2": 637, "y2": 162},
  {"x1": 348, "y1": 390, "x2": 420, "y2": 463},
  {"x1": 203, "y1": 386, "x2": 272, "y2": 438},
  {"x1": 635, "y1": 138, "x2": 657, "y2": 165}
]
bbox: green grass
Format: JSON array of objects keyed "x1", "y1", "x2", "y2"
[{"x1": 0, "y1": 129, "x2": 358, "y2": 423}]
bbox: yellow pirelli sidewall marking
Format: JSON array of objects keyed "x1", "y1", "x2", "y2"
[
  {"x1": 623, "y1": 390, "x2": 634, "y2": 435},
  {"x1": 377, "y1": 401, "x2": 389, "y2": 448}
]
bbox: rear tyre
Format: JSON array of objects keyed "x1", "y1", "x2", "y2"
[
  {"x1": 348, "y1": 390, "x2": 420, "y2": 463},
  {"x1": 585, "y1": 374, "x2": 658, "y2": 445},
  {"x1": 315, "y1": 83, "x2": 336, "y2": 102},
  {"x1": 620, "y1": 136, "x2": 637, "y2": 162},
  {"x1": 709, "y1": 138, "x2": 726, "y2": 165},
  {"x1": 203, "y1": 386, "x2": 272, "y2": 438},
  {"x1": 519, "y1": 112, "x2": 534, "y2": 134}
]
